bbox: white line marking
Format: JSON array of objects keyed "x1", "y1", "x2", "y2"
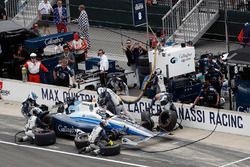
[
  {"x1": 0, "y1": 140, "x2": 150, "y2": 167},
  {"x1": 219, "y1": 157, "x2": 250, "y2": 167}
]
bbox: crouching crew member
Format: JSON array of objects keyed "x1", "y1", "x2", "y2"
[
  {"x1": 192, "y1": 82, "x2": 220, "y2": 108},
  {"x1": 18, "y1": 107, "x2": 48, "y2": 142},
  {"x1": 23, "y1": 53, "x2": 48, "y2": 83},
  {"x1": 78, "y1": 120, "x2": 113, "y2": 155}
]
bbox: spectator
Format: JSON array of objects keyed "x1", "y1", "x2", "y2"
[
  {"x1": 13, "y1": 44, "x2": 29, "y2": 80},
  {"x1": 53, "y1": 58, "x2": 74, "y2": 87},
  {"x1": 132, "y1": 42, "x2": 148, "y2": 66},
  {"x1": 122, "y1": 39, "x2": 135, "y2": 67},
  {"x1": 23, "y1": 53, "x2": 48, "y2": 83},
  {"x1": 192, "y1": 82, "x2": 220, "y2": 108},
  {"x1": 38, "y1": 0, "x2": 53, "y2": 35},
  {"x1": 98, "y1": 49, "x2": 109, "y2": 86},
  {"x1": 53, "y1": 0, "x2": 67, "y2": 33},
  {"x1": 30, "y1": 23, "x2": 41, "y2": 37},
  {"x1": 68, "y1": 33, "x2": 87, "y2": 65},
  {"x1": 73, "y1": 4, "x2": 91, "y2": 49},
  {"x1": 132, "y1": 42, "x2": 147, "y2": 85},
  {"x1": 60, "y1": 45, "x2": 75, "y2": 71},
  {"x1": 0, "y1": 5, "x2": 7, "y2": 21},
  {"x1": 205, "y1": 65, "x2": 224, "y2": 95}
]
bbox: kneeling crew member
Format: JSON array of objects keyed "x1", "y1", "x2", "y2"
[
  {"x1": 78, "y1": 120, "x2": 113, "y2": 155},
  {"x1": 19, "y1": 107, "x2": 48, "y2": 142}
]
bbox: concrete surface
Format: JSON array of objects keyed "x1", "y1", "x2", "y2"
[{"x1": 0, "y1": 100, "x2": 249, "y2": 167}]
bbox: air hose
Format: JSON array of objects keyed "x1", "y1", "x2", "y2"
[{"x1": 119, "y1": 47, "x2": 157, "y2": 104}]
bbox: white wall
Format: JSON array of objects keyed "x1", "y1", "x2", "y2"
[{"x1": 1, "y1": 78, "x2": 249, "y2": 136}]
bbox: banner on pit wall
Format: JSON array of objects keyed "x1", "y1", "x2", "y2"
[
  {"x1": 1, "y1": 78, "x2": 250, "y2": 136},
  {"x1": 235, "y1": 79, "x2": 250, "y2": 113}
]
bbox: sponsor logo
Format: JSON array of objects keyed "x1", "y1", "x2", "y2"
[
  {"x1": 44, "y1": 37, "x2": 64, "y2": 46},
  {"x1": 170, "y1": 57, "x2": 178, "y2": 64},
  {"x1": 58, "y1": 125, "x2": 76, "y2": 134},
  {"x1": 0, "y1": 81, "x2": 10, "y2": 96}
]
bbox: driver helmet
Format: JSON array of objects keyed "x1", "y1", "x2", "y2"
[
  {"x1": 154, "y1": 68, "x2": 162, "y2": 75},
  {"x1": 29, "y1": 92, "x2": 38, "y2": 101},
  {"x1": 97, "y1": 87, "x2": 106, "y2": 96}
]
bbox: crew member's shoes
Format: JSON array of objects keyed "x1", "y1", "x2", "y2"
[
  {"x1": 18, "y1": 138, "x2": 23, "y2": 142},
  {"x1": 92, "y1": 150, "x2": 99, "y2": 156},
  {"x1": 78, "y1": 147, "x2": 86, "y2": 154}
]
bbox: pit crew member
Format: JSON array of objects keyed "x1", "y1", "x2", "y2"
[
  {"x1": 78, "y1": 120, "x2": 113, "y2": 155},
  {"x1": 192, "y1": 82, "x2": 220, "y2": 108},
  {"x1": 18, "y1": 107, "x2": 48, "y2": 142},
  {"x1": 97, "y1": 87, "x2": 134, "y2": 121}
]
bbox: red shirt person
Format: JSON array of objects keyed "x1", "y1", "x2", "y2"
[{"x1": 24, "y1": 53, "x2": 48, "y2": 83}]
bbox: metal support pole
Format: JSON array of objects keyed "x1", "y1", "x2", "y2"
[
  {"x1": 66, "y1": 0, "x2": 71, "y2": 31},
  {"x1": 224, "y1": 0, "x2": 232, "y2": 110},
  {"x1": 144, "y1": 0, "x2": 149, "y2": 49}
]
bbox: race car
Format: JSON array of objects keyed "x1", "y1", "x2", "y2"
[{"x1": 50, "y1": 98, "x2": 156, "y2": 138}]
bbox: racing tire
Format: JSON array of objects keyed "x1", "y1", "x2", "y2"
[
  {"x1": 42, "y1": 114, "x2": 52, "y2": 125},
  {"x1": 99, "y1": 143, "x2": 121, "y2": 156},
  {"x1": 137, "y1": 55, "x2": 149, "y2": 66},
  {"x1": 74, "y1": 135, "x2": 90, "y2": 149},
  {"x1": 141, "y1": 111, "x2": 154, "y2": 130},
  {"x1": 34, "y1": 129, "x2": 56, "y2": 146},
  {"x1": 158, "y1": 109, "x2": 177, "y2": 132}
]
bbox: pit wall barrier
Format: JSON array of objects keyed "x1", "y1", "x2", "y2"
[{"x1": 1, "y1": 78, "x2": 249, "y2": 137}]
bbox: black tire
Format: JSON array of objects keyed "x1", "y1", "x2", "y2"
[
  {"x1": 137, "y1": 55, "x2": 149, "y2": 66},
  {"x1": 42, "y1": 114, "x2": 52, "y2": 125},
  {"x1": 138, "y1": 66, "x2": 150, "y2": 76},
  {"x1": 158, "y1": 109, "x2": 177, "y2": 132},
  {"x1": 100, "y1": 143, "x2": 121, "y2": 156},
  {"x1": 74, "y1": 135, "x2": 90, "y2": 149},
  {"x1": 141, "y1": 111, "x2": 154, "y2": 130},
  {"x1": 34, "y1": 130, "x2": 56, "y2": 146}
]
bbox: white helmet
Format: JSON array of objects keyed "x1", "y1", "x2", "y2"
[
  {"x1": 30, "y1": 53, "x2": 37, "y2": 57},
  {"x1": 97, "y1": 87, "x2": 106, "y2": 95},
  {"x1": 154, "y1": 68, "x2": 162, "y2": 75}
]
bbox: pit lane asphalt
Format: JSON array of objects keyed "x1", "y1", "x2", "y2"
[{"x1": 0, "y1": 113, "x2": 249, "y2": 167}]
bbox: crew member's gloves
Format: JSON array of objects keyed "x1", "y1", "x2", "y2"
[{"x1": 108, "y1": 140, "x2": 114, "y2": 146}]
